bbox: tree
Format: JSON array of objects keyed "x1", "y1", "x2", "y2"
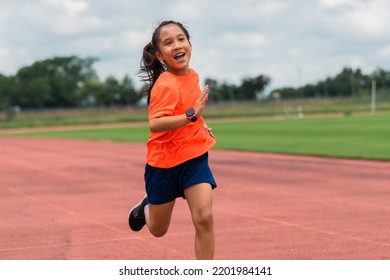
[
  {"x1": 76, "y1": 75, "x2": 141, "y2": 107},
  {"x1": 239, "y1": 74, "x2": 270, "y2": 100},
  {"x1": 204, "y1": 74, "x2": 270, "y2": 102},
  {"x1": 0, "y1": 75, "x2": 21, "y2": 119},
  {"x1": 204, "y1": 78, "x2": 220, "y2": 103},
  {"x1": 371, "y1": 68, "x2": 390, "y2": 89},
  {"x1": 120, "y1": 75, "x2": 141, "y2": 105},
  {"x1": 75, "y1": 78, "x2": 105, "y2": 107},
  {"x1": 272, "y1": 67, "x2": 380, "y2": 99},
  {"x1": 220, "y1": 82, "x2": 238, "y2": 101},
  {"x1": 19, "y1": 77, "x2": 51, "y2": 109},
  {"x1": 103, "y1": 76, "x2": 122, "y2": 106},
  {"x1": 16, "y1": 56, "x2": 98, "y2": 108},
  {"x1": 270, "y1": 87, "x2": 297, "y2": 99}
]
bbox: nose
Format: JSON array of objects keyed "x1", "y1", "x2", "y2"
[{"x1": 173, "y1": 40, "x2": 181, "y2": 50}]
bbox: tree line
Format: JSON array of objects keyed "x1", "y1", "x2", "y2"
[
  {"x1": 0, "y1": 56, "x2": 139, "y2": 113},
  {"x1": 0, "y1": 55, "x2": 272, "y2": 119},
  {"x1": 271, "y1": 67, "x2": 390, "y2": 99},
  {"x1": 1, "y1": 55, "x2": 389, "y2": 120}
]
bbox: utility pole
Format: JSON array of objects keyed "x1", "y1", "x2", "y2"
[{"x1": 371, "y1": 79, "x2": 376, "y2": 114}]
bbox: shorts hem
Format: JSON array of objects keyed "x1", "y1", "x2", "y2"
[{"x1": 183, "y1": 180, "x2": 217, "y2": 190}]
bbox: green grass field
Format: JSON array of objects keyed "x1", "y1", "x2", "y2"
[{"x1": 9, "y1": 113, "x2": 390, "y2": 160}]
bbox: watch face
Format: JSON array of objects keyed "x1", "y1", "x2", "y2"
[{"x1": 186, "y1": 108, "x2": 195, "y2": 117}]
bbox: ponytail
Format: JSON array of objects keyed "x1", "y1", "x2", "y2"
[{"x1": 138, "y1": 42, "x2": 166, "y2": 105}]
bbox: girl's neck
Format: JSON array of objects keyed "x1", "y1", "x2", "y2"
[{"x1": 167, "y1": 66, "x2": 190, "y2": 76}]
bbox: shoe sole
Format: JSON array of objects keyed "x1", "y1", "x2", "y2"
[{"x1": 128, "y1": 196, "x2": 147, "y2": 231}]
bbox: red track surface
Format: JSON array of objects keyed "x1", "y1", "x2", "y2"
[{"x1": 1, "y1": 137, "x2": 389, "y2": 260}]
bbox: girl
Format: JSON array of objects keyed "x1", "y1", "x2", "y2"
[{"x1": 128, "y1": 20, "x2": 217, "y2": 260}]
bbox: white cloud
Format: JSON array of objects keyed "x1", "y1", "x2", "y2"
[
  {"x1": 45, "y1": 0, "x2": 89, "y2": 16},
  {"x1": 347, "y1": 1, "x2": 390, "y2": 38},
  {"x1": 0, "y1": 47, "x2": 9, "y2": 69},
  {"x1": 164, "y1": 2, "x2": 202, "y2": 21},
  {"x1": 0, "y1": 0, "x2": 389, "y2": 89},
  {"x1": 223, "y1": 32, "x2": 265, "y2": 48},
  {"x1": 377, "y1": 45, "x2": 390, "y2": 60},
  {"x1": 50, "y1": 15, "x2": 105, "y2": 36},
  {"x1": 318, "y1": 0, "x2": 355, "y2": 9}
]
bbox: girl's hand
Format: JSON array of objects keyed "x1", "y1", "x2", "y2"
[{"x1": 194, "y1": 85, "x2": 209, "y2": 118}]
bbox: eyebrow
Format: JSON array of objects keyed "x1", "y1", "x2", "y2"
[{"x1": 161, "y1": 37, "x2": 173, "y2": 44}]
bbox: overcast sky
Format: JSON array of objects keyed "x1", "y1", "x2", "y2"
[{"x1": 1, "y1": 0, "x2": 389, "y2": 92}]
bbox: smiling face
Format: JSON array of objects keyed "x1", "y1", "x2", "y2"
[{"x1": 156, "y1": 24, "x2": 192, "y2": 76}]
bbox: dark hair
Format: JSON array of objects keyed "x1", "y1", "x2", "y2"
[{"x1": 138, "y1": 20, "x2": 190, "y2": 105}]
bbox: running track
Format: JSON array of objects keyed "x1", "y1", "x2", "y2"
[{"x1": 1, "y1": 137, "x2": 389, "y2": 259}]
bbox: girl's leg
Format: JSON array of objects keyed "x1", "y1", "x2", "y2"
[
  {"x1": 146, "y1": 200, "x2": 176, "y2": 237},
  {"x1": 184, "y1": 183, "x2": 214, "y2": 260}
]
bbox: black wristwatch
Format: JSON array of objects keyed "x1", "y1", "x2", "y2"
[{"x1": 185, "y1": 108, "x2": 197, "y2": 122}]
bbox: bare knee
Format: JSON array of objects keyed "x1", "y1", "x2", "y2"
[
  {"x1": 146, "y1": 201, "x2": 174, "y2": 237},
  {"x1": 149, "y1": 226, "x2": 169, "y2": 237},
  {"x1": 147, "y1": 218, "x2": 170, "y2": 237},
  {"x1": 192, "y1": 208, "x2": 213, "y2": 231}
]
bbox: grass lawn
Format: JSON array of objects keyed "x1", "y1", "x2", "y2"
[
  {"x1": 212, "y1": 114, "x2": 390, "y2": 160},
  {"x1": 8, "y1": 113, "x2": 390, "y2": 160}
]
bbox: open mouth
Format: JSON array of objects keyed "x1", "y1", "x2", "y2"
[{"x1": 174, "y1": 53, "x2": 185, "y2": 60}]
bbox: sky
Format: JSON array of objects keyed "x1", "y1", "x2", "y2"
[{"x1": 1, "y1": 0, "x2": 389, "y2": 92}]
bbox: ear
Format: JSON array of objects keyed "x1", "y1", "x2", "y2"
[{"x1": 155, "y1": 50, "x2": 163, "y2": 61}]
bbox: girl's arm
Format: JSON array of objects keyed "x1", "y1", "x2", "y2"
[
  {"x1": 149, "y1": 85, "x2": 209, "y2": 133},
  {"x1": 149, "y1": 114, "x2": 190, "y2": 133}
]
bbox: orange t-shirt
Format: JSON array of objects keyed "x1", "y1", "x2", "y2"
[{"x1": 146, "y1": 69, "x2": 216, "y2": 168}]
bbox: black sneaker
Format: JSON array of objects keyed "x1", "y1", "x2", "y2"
[{"x1": 128, "y1": 195, "x2": 148, "y2": 231}]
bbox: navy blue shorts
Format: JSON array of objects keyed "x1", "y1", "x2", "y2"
[{"x1": 144, "y1": 152, "x2": 217, "y2": 204}]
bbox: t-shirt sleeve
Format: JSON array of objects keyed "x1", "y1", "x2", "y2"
[{"x1": 148, "y1": 85, "x2": 179, "y2": 119}]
